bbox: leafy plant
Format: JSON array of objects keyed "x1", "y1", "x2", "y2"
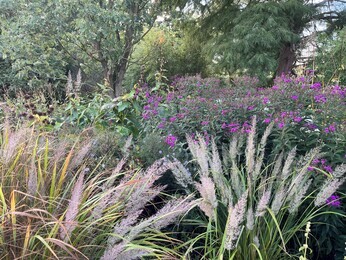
[{"x1": 57, "y1": 84, "x2": 142, "y2": 137}]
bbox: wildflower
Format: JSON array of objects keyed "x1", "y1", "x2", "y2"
[
  {"x1": 278, "y1": 122, "x2": 285, "y2": 129},
  {"x1": 272, "y1": 85, "x2": 279, "y2": 90},
  {"x1": 169, "y1": 116, "x2": 177, "y2": 123},
  {"x1": 201, "y1": 121, "x2": 209, "y2": 126},
  {"x1": 165, "y1": 135, "x2": 177, "y2": 148},
  {"x1": 305, "y1": 123, "x2": 318, "y2": 130},
  {"x1": 310, "y1": 82, "x2": 321, "y2": 90},
  {"x1": 262, "y1": 97, "x2": 269, "y2": 104},
  {"x1": 157, "y1": 122, "x2": 165, "y2": 129},
  {"x1": 230, "y1": 126, "x2": 240, "y2": 133},
  {"x1": 142, "y1": 112, "x2": 150, "y2": 120},
  {"x1": 291, "y1": 95, "x2": 299, "y2": 101},
  {"x1": 312, "y1": 159, "x2": 320, "y2": 165},
  {"x1": 247, "y1": 105, "x2": 255, "y2": 111},
  {"x1": 293, "y1": 116, "x2": 302, "y2": 123},
  {"x1": 325, "y1": 123, "x2": 336, "y2": 133},
  {"x1": 177, "y1": 113, "x2": 185, "y2": 119},
  {"x1": 307, "y1": 166, "x2": 314, "y2": 171},
  {"x1": 284, "y1": 78, "x2": 292, "y2": 83},
  {"x1": 326, "y1": 194, "x2": 341, "y2": 207},
  {"x1": 298, "y1": 76, "x2": 305, "y2": 83},
  {"x1": 166, "y1": 92, "x2": 174, "y2": 102},
  {"x1": 314, "y1": 94, "x2": 327, "y2": 103},
  {"x1": 323, "y1": 165, "x2": 333, "y2": 173},
  {"x1": 264, "y1": 118, "x2": 271, "y2": 124},
  {"x1": 280, "y1": 111, "x2": 288, "y2": 118}
]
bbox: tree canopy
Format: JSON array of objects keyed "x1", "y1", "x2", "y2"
[
  {"x1": 0, "y1": 0, "x2": 345, "y2": 93},
  {"x1": 0, "y1": 0, "x2": 161, "y2": 96},
  {"x1": 173, "y1": 0, "x2": 346, "y2": 82}
]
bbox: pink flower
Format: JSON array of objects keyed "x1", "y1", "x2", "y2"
[
  {"x1": 314, "y1": 94, "x2": 327, "y2": 103},
  {"x1": 312, "y1": 159, "x2": 320, "y2": 165},
  {"x1": 323, "y1": 165, "x2": 333, "y2": 173},
  {"x1": 293, "y1": 117, "x2": 302, "y2": 123},
  {"x1": 157, "y1": 122, "x2": 165, "y2": 129},
  {"x1": 326, "y1": 194, "x2": 341, "y2": 207},
  {"x1": 165, "y1": 135, "x2": 177, "y2": 148},
  {"x1": 291, "y1": 95, "x2": 299, "y2": 101},
  {"x1": 262, "y1": 97, "x2": 269, "y2": 104},
  {"x1": 263, "y1": 118, "x2": 271, "y2": 124},
  {"x1": 177, "y1": 113, "x2": 185, "y2": 119},
  {"x1": 278, "y1": 122, "x2": 285, "y2": 129},
  {"x1": 310, "y1": 82, "x2": 321, "y2": 90}
]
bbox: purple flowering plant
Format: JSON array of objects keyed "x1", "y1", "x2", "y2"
[
  {"x1": 326, "y1": 194, "x2": 341, "y2": 207},
  {"x1": 139, "y1": 74, "x2": 345, "y2": 164}
]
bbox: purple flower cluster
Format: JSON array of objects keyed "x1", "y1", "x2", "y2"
[
  {"x1": 142, "y1": 93, "x2": 162, "y2": 120},
  {"x1": 326, "y1": 194, "x2": 341, "y2": 207},
  {"x1": 314, "y1": 94, "x2": 327, "y2": 103},
  {"x1": 310, "y1": 82, "x2": 322, "y2": 90},
  {"x1": 324, "y1": 123, "x2": 336, "y2": 134},
  {"x1": 308, "y1": 158, "x2": 334, "y2": 174},
  {"x1": 331, "y1": 85, "x2": 346, "y2": 98},
  {"x1": 221, "y1": 121, "x2": 253, "y2": 134},
  {"x1": 165, "y1": 134, "x2": 177, "y2": 148},
  {"x1": 139, "y1": 74, "x2": 345, "y2": 166}
]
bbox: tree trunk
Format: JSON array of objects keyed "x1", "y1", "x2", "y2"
[
  {"x1": 112, "y1": 26, "x2": 134, "y2": 97},
  {"x1": 276, "y1": 43, "x2": 296, "y2": 76}
]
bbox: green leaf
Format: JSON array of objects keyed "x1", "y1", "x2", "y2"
[{"x1": 117, "y1": 101, "x2": 130, "y2": 112}]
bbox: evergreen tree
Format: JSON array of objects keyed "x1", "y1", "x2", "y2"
[{"x1": 174, "y1": 0, "x2": 346, "y2": 82}]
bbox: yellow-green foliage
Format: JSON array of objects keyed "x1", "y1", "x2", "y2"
[{"x1": 0, "y1": 122, "x2": 195, "y2": 259}]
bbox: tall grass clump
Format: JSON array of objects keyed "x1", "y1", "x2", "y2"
[
  {"x1": 0, "y1": 122, "x2": 196, "y2": 259},
  {"x1": 170, "y1": 118, "x2": 345, "y2": 259}
]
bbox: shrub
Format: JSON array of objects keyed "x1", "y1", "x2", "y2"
[
  {"x1": 140, "y1": 74, "x2": 346, "y2": 166},
  {"x1": 56, "y1": 85, "x2": 142, "y2": 137}
]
